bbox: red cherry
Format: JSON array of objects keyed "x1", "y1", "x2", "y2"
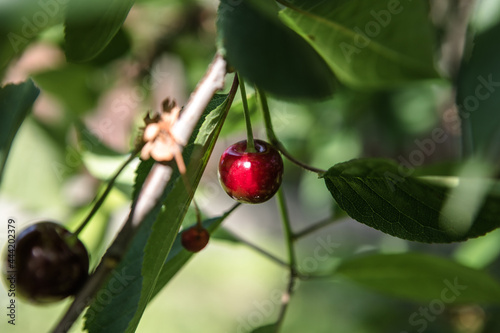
[
  {"x1": 218, "y1": 139, "x2": 283, "y2": 204},
  {"x1": 2, "y1": 221, "x2": 89, "y2": 303},
  {"x1": 181, "y1": 227, "x2": 210, "y2": 252}
]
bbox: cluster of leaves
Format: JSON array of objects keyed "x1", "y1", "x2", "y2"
[
  {"x1": 217, "y1": 0, "x2": 500, "y2": 243},
  {"x1": 2, "y1": 0, "x2": 500, "y2": 332}
]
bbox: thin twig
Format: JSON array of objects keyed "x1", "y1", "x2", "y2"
[
  {"x1": 73, "y1": 151, "x2": 138, "y2": 237},
  {"x1": 292, "y1": 217, "x2": 338, "y2": 241},
  {"x1": 275, "y1": 141, "x2": 326, "y2": 175},
  {"x1": 276, "y1": 189, "x2": 296, "y2": 269},
  {"x1": 221, "y1": 227, "x2": 289, "y2": 269},
  {"x1": 274, "y1": 189, "x2": 297, "y2": 333},
  {"x1": 52, "y1": 54, "x2": 228, "y2": 333},
  {"x1": 275, "y1": 272, "x2": 295, "y2": 332},
  {"x1": 258, "y1": 91, "x2": 300, "y2": 331}
]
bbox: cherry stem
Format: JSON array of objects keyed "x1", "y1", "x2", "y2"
[
  {"x1": 179, "y1": 171, "x2": 203, "y2": 228},
  {"x1": 238, "y1": 73, "x2": 256, "y2": 153},
  {"x1": 72, "y1": 151, "x2": 138, "y2": 239},
  {"x1": 256, "y1": 87, "x2": 326, "y2": 175}
]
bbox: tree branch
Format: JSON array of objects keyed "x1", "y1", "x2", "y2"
[{"x1": 52, "y1": 53, "x2": 228, "y2": 333}]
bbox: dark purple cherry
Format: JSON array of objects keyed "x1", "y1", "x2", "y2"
[{"x1": 3, "y1": 221, "x2": 89, "y2": 303}]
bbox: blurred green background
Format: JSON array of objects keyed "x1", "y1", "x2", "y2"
[{"x1": 1, "y1": 0, "x2": 500, "y2": 332}]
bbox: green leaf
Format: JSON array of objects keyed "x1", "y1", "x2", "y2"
[
  {"x1": 221, "y1": 93, "x2": 260, "y2": 136},
  {"x1": 65, "y1": 0, "x2": 135, "y2": 62},
  {"x1": 453, "y1": 229, "x2": 500, "y2": 269},
  {"x1": 323, "y1": 158, "x2": 500, "y2": 243},
  {"x1": 337, "y1": 253, "x2": 500, "y2": 303},
  {"x1": 0, "y1": 1, "x2": 64, "y2": 73},
  {"x1": 0, "y1": 79, "x2": 39, "y2": 185},
  {"x1": 217, "y1": 0, "x2": 336, "y2": 100},
  {"x1": 456, "y1": 21, "x2": 500, "y2": 159},
  {"x1": 210, "y1": 226, "x2": 241, "y2": 244},
  {"x1": 33, "y1": 64, "x2": 99, "y2": 115},
  {"x1": 84, "y1": 94, "x2": 230, "y2": 333},
  {"x1": 88, "y1": 28, "x2": 131, "y2": 66},
  {"x1": 279, "y1": 0, "x2": 439, "y2": 89},
  {"x1": 251, "y1": 324, "x2": 279, "y2": 333},
  {"x1": 74, "y1": 121, "x2": 123, "y2": 156}
]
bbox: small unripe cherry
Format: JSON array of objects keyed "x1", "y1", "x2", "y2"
[
  {"x1": 218, "y1": 139, "x2": 283, "y2": 204},
  {"x1": 181, "y1": 226, "x2": 210, "y2": 253}
]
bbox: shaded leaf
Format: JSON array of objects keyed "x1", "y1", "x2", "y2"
[
  {"x1": 221, "y1": 93, "x2": 259, "y2": 136},
  {"x1": 457, "y1": 21, "x2": 500, "y2": 160},
  {"x1": 217, "y1": 0, "x2": 336, "y2": 100},
  {"x1": 33, "y1": 64, "x2": 100, "y2": 115},
  {"x1": 88, "y1": 28, "x2": 131, "y2": 66},
  {"x1": 337, "y1": 253, "x2": 500, "y2": 303},
  {"x1": 65, "y1": 0, "x2": 135, "y2": 62},
  {"x1": 0, "y1": 1, "x2": 64, "y2": 73},
  {"x1": 0, "y1": 79, "x2": 39, "y2": 185},
  {"x1": 280, "y1": 0, "x2": 439, "y2": 89},
  {"x1": 323, "y1": 158, "x2": 500, "y2": 243}
]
